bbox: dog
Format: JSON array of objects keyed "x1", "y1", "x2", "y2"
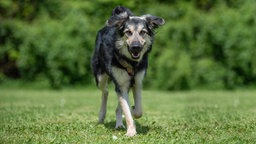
[{"x1": 91, "y1": 6, "x2": 165, "y2": 136}]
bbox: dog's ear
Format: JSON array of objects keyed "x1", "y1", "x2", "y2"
[
  {"x1": 106, "y1": 6, "x2": 133, "y2": 27},
  {"x1": 111, "y1": 6, "x2": 134, "y2": 17},
  {"x1": 145, "y1": 15, "x2": 165, "y2": 30}
]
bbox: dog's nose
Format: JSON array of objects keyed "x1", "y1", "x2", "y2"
[
  {"x1": 130, "y1": 42, "x2": 143, "y2": 53},
  {"x1": 131, "y1": 46, "x2": 142, "y2": 53},
  {"x1": 130, "y1": 46, "x2": 143, "y2": 55}
]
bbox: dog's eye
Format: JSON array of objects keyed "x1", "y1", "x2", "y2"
[
  {"x1": 139, "y1": 30, "x2": 147, "y2": 36},
  {"x1": 124, "y1": 30, "x2": 132, "y2": 36}
]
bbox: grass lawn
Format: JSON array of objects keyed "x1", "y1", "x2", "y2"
[{"x1": 0, "y1": 87, "x2": 256, "y2": 143}]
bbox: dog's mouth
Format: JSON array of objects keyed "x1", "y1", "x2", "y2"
[
  {"x1": 130, "y1": 51, "x2": 140, "y2": 59},
  {"x1": 129, "y1": 47, "x2": 142, "y2": 59}
]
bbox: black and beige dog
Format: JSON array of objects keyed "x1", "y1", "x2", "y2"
[{"x1": 91, "y1": 6, "x2": 165, "y2": 136}]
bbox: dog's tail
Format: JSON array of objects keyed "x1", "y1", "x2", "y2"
[{"x1": 91, "y1": 30, "x2": 103, "y2": 86}]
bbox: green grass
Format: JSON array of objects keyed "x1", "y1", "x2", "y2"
[{"x1": 1, "y1": 88, "x2": 256, "y2": 143}]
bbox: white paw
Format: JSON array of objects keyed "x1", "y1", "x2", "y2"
[{"x1": 126, "y1": 128, "x2": 137, "y2": 137}]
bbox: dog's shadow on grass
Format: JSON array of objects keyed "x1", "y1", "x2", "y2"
[{"x1": 103, "y1": 121, "x2": 150, "y2": 135}]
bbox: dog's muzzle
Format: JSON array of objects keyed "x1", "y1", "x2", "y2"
[{"x1": 129, "y1": 42, "x2": 143, "y2": 59}]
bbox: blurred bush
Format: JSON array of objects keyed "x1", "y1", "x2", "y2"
[
  {"x1": 145, "y1": 0, "x2": 256, "y2": 90},
  {"x1": 18, "y1": 13, "x2": 90, "y2": 88},
  {"x1": 1, "y1": 0, "x2": 256, "y2": 90}
]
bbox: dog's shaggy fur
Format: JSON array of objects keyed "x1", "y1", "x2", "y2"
[{"x1": 91, "y1": 6, "x2": 165, "y2": 136}]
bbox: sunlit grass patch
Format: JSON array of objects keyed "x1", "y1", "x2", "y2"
[{"x1": 0, "y1": 88, "x2": 256, "y2": 143}]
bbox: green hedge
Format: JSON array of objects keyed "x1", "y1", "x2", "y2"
[
  {"x1": 1, "y1": 0, "x2": 256, "y2": 89},
  {"x1": 146, "y1": 1, "x2": 256, "y2": 90}
]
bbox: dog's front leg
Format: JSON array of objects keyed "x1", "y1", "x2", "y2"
[
  {"x1": 117, "y1": 92, "x2": 136, "y2": 137},
  {"x1": 112, "y1": 66, "x2": 136, "y2": 136},
  {"x1": 132, "y1": 70, "x2": 145, "y2": 119},
  {"x1": 132, "y1": 86, "x2": 142, "y2": 119}
]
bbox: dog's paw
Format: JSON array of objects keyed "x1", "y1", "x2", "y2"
[
  {"x1": 126, "y1": 128, "x2": 137, "y2": 137},
  {"x1": 98, "y1": 120, "x2": 104, "y2": 124},
  {"x1": 115, "y1": 123, "x2": 125, "y2": 129},
  {"x1": 131, "y1": 106, "x2": 142, "y2": 119},
  {"x1": 131, "y1": 106, "x2": 136, "y2": 115}
]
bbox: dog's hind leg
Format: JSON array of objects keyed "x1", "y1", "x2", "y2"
[
  {"x1": 97, "y1": 74, "x2": 109, "y2": 123},
  {"x1": 115, "y1": 103, "x2": 125, "y2": 129}
]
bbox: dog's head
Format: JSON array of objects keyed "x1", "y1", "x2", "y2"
[{"x1": 107, "y1": 6, "x2": 165, "y2": 62}]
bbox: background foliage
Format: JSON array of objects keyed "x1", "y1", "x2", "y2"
[{"x1": 1, "y1": 0, "x2": 256, "y2": 90}]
